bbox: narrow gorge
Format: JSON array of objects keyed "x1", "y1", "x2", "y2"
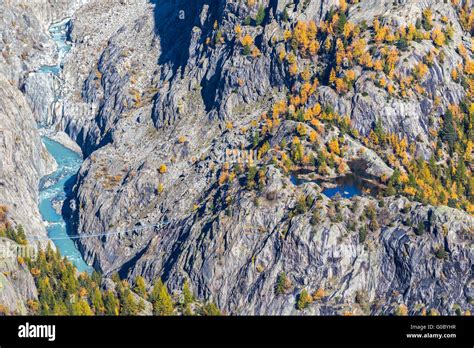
[{"x1": 34, "y1": 18, "x2": 92, "y2": 273}]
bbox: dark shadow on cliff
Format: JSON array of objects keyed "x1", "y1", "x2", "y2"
[
  {"x1": 118, "y1": 239, "x2": 152, "y2": 279},
  {"x1": 150, "y1": 0, "x2": 219, "y2": 77}
]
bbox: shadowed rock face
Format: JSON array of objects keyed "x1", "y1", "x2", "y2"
[
  {"x1": 0, "y1": 239, "x2": 38, "y2": 314},
  {"x1": 1, "y1": 0, "x2": 473, "y2": 315},
  {"x1": 0, "y1": 0, "x2": 67, "y2": 313},
  {"x1": 152, "y1": 0, "x2": 221, "y2": 74}
]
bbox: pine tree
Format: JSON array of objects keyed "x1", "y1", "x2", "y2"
[
  {"x1": 183, "y1": 280, "x2": 194, "y2": 305},
  {"x1": 135, "y1": 276, "x2": 147, "y2": 299},
  {"x1": 396, "y1": 37, "x2": 409, "y2": 51},
  {"x1": 181, "y1": 280, "x2": 194, "y2": 315},
  {"x1": 282, "y1": 8, "x2": 289, "y2": 22},
  {"x1": 111, "y1": 272, "x2": 121, "y2": 284},
  {"x1": 121, "y1": 290, "x2": 138, "y2": 315},
  {"x1": 374, "y1": 118, "x2": 385, "y2": 143},
  {"x1": 14, "y1": 225, "x2": 27, "y2": 245},
  {"x1": 252, "y1": 131, "x2": 260, "y2": 148},
  {"x1": 151, "y1": 279, "x2": 174, "y2": 316},
  {"x1": 389, "y1": 167, "x2": 401, "y2": 187},
  {"x1": 53, "y1": 302, "x2": 69, "y2": 315},
  {"x1": 310, "y1": 208, "x2": 320, "y2": 225},
  {"x1": 357, "y1": 223, "x2": 368, "y2": 241},
  {"x1": 275, "y1": 272, "x2": 291, "y2": 295},
  {"x1": 201, "y1": 302, "x2": 221, "y2": 316},
  {"x1": 455, "y1": 160, "x2": 467, "y2": 185},
  {"x1": 336, "y1": 12, "x2": 347, "y2": 34},
  {"x1": 91, "y1": 287, "x2": 104, "y2": 314},
  {"x1": 246, "y1": 166, "x2": 258, "y2": 189},
  {"x1": 38, "y1": 276, "x2": 54, "y2": 309},
  {"x1": 72, "y1": 300, "x2": 93, "y2": 316},
  {"x1": 104, "y1": 291, "x2": 118, "y2": 316},
  {"x1": 440, "y1": 110, "x2": 457, "y2": 153},
  {"x1": 150, "y1": 279, "x2": 162, "y2": 303},
  {"x1": 91, "y1": 271, "x2": 102, "y2": 286},
  {"x1": 255, "y1": 5, "x2": 266, "y2": 26},
  {"x1": 240, "y1": 35, "x2": 253, "y2": 55},
  {"x1": 415, "y1": 220, "x2": 425, "y2": 236},
  {"x1": 422, "y1": 9, "x2": 433, "y2": 31},
  {"x1": 415, "y1": 18, "x2": 422, "y2": 30},
  {"x1": 40, "y1": 303, "x2": 51, "y2": 315},
  {"x1": 385, "y1": 182, "x2": 396, "y2": 197},
  {"x1": 429, "y1": 156, "x2": 437, "y2": 177},
  {"x1": 297, "y1": 289, "x2": 311, "y2": 310},
  {"x1": 329, "y1": 68, "x2": 337, "y2": 84}
]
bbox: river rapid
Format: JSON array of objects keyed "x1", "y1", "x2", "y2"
[{"x1": 37, "y1": 19, "x2": 92, "y2": 273}]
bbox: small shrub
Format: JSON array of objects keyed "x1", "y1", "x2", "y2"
[
  {"x1": 312, "y1": 288, "x2": 325, "y2": 301},
  {"x1": 255, "y1": 5, "x2": 266, "y2": 26},
  {"x1": 435, "y1": 247, "x2": 448, "y2": 259},
  {"x1": 310, "y1": 209, "x2": 320, "y2": 226},
  {"x1": 359, "y1": 226, "x2": 368, "y2": 243},
  {"x1": 159, "y1": 164, "x2": 167, "y2": 174},
  {"x1": 415, "y1": 221, "x2": 425, "y2": 236},
  {"x1": 395, "y1": 303, "x2": 408, "y2": 316},
  {"x1": 296, "y1": 289, "x2": 312, "y2": 310},
  {"x1": 275, "y1": 272, "x2": 292, "y2": 295}
]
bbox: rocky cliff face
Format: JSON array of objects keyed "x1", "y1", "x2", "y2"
[
  {"x1": 51, "y1": 0, "x2": 473, "y2": 315},
  {"x1": 0, "y1": 1, "x2": 57, "y2": 240},
  {"x1": 0, "y1": 238, "x2": 38, "y2": 315},
  {"x1": 0, "y1": 0, "x2": 93, "y2": 236},
  {"x1": 0, "y1": 1, "x2": 62, "y2": 313},
  {"x1": 0, "y1": 75, "x2": 55, "y2": 240},
  {"x1": 1, "y1": 0, "x2": 473, "y2": 315}
]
